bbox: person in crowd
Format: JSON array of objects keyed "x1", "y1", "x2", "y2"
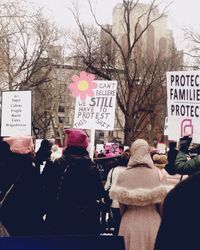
[
  {"x1": 35, "y1": 139, "x2": 53, "y2": 174},
  {"x1": 152, "y1": 153, "x2": 168, "y2": 170},
  {"x1": 41, "y1": 143, "x2": 62, "y2": 214},
  {"x1": 152, "y1": 152, "x2": 187, "y2": 186},
  {"x1": 0, "y1": 136, "x2": 45, "y2": 236},
  {"x1": 165, "y1": 141, "x2": 179, "y2": 175},
  {"x1": 50, "y1": 144, "x2": 62, "y2": 162},
  {"x1": 117, "y1": 149, "x2": 130, "y2": 166},
  {"x1": 0, "y1": 141, "x2": 13, "y2": 201},
  {"x1": 105, "y1": 149, "x2": 115, "y2": 157},
  {"x1": 45, "y1": 128, "x2": 105, "y2": 235},
  {"x1": 40, "y1": 144, "x2": 58, "y2": 234},
  {"x1": 110, "y1": 139, "x2": 172, "y2": 250},
  {"x1": 175, "y1": 135, "x2": 200, "y2": 175},
  {"x1": 154, "y1": 171, "x2": 200, "y2": 250},
  {"x1": 104, "y1": 151, "x2": 129, "y2": 235},
  {"x1": 97, "y1": 152, "x2": 106, "y2": 158},
  {"x1": 118, "y1": 145, "x2": 125, "y2": 154}
]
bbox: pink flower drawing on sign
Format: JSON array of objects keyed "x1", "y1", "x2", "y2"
[{"x1": 68, "y1": 71, "x2": 97, "y2": 101}]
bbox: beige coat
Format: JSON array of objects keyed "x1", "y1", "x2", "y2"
[
  {"x1": 104, "y1": 166, "x2": 126, "y2": 208},
  {"x1": 110, "y1": 165, "x2": 172, "y2": 250}
]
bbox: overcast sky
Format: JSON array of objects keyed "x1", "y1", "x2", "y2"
[{"x1": 28, "y1": 0, "x2": 200, "y2": 50}]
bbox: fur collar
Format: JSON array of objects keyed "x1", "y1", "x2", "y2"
[{"x1": 109, "y1": 185, "x2": 173, "y2": 206}]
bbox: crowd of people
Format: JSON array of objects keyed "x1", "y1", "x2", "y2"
[{"x1": 0, "y1": 129, "x2": 200, "y2": 250}]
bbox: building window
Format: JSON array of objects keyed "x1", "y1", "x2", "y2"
[
  {"x1": 99, "y1": 132, "x2": 104, "y2": 139},
  {"x1": 58, "y1": 117, "x2": 64, "y2": 123},
  {"x1": 58, "y1": 105, "x2": 65, "y2": 112},
  {"x1": 109, "y1": 131, "x2": 113, "y2": 137}
]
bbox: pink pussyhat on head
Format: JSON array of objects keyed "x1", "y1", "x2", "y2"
[
  {"x1": 65, "y1": 128, "x2": 89, "y2": 148},
  {"x1": 4, "y1": 135, "x2": 34, "y2": 154}
]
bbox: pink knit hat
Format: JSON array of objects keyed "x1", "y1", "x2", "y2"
[
  {"x1": 65, "y1": 129, "x2": 89, "y2": 148},
  {"x1": 4, "y1": 135, "x2": 34, "y2": 154}
]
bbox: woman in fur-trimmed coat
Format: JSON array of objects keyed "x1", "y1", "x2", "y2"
[{"x1": 110, "y1": 139, "x2": 172, "y2": 250}]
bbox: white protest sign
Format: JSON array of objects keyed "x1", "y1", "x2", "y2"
[
  {"x1": 96, "y1": 144, "x2": 105, "y2": 153},
  {"x1": 35, "y1": 139, "x2": 43, "y2": 152},
  {"x1": 166, "y1": 71, "x2": 200, "y2": 143},
  {"x1": 1, "y1": 90, "x2": 32, "y2": 136},
  {"x1": 73, "y1": 80, "x2": 117, "y2": 130},
  {"x1": 157, "y1": 142, "x2": 166, "y2": 154},
  {"x1": 164, "y1": 117, "x2": 169, "y2": 136}
]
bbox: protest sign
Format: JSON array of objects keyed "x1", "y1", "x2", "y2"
[
  {"x1": 1, "y1": 90, "x2": 32, "y2": 136},
  {"x1": 157, "y1": 142, "x2": 167, "y2": 154},
  {"x1": 164, "y1": 117, "x2": 169, "y2": 136},
  {"x1": 68, "y1": 71, "x2": 117, "y2": 159},
  {"x1": 35, "y1": 139, "x2": 43, "y2": 152},
  {"x1": 73, "y1": 80, "x2": 117, "y2": 130},
  {"x1": 96, "y1": 144, "x2": 105, "y2": 153},
  {"x1": 166, "y1": 71, "x2": 200, "y2": 143}
]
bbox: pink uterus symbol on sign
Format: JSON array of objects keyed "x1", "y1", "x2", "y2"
[{"x1": 181, "y1": 119, "x2": 193, "y2": 137}]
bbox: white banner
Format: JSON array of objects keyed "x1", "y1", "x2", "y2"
[
  {"x1": 73, "y1": 80, "x2": 117, "y2": 130},
  {"x1": 166, "y1": 71, "x2": 200, "y2": 143},
  {"x1": 1, "y1": 90, "x2": 32, "y2": 136}
]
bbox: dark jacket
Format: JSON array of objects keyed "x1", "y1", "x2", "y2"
[
  {"x1": 175, "y1": 150, "x2": 200, "y2": 175},
  {"x1": 34, "y1": 139, "x2": 52, "y2": 174},
  {"x1": 165, "y1": 146, "x2": 178, "y2": 175},
  {"x1": 0, "y1": 153, "x2": 45, "y2": 236},
  {"x1": 154, "y1": 172, "x2": 200, "y2": 250},
  {"x1": 45, "y1": 147, "x2": 105, "y2": 235}
]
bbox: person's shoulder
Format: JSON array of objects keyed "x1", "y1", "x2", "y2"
[
  {"x1": 114, "y1": 166, "x2": 126, "y2": 173},
  {"x1": 53, "y1": 155, "x2": 66, "y2": 165}
]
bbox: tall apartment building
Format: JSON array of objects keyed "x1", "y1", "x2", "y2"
[{"x1": 99, "y1": 2, "x2": 183, "y2": 144}]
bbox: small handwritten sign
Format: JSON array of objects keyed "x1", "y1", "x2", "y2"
[{"x1": 73, "y1": 80, "x2": 117, "y2": 130}]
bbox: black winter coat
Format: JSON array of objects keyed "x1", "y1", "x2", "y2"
[
  {"x1": 45, "y1": 147, "x2": 105, "y2": 235},
  {"x1": 154, "y1": 171, "x2": 200, "y2": 250},
  {"x1": 0, "y1": 153, "x2": 45, "y2": 236}
]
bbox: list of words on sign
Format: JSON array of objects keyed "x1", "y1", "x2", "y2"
[
  {"x1": 74, "y1": 81, "x2": 117, "y2": 130},
  {"x1": 7, "y1": 94, "x2": 26, "y2": 128},
  {"x1": 169, "y1": 74, "x2": 200, "y2": 118}
]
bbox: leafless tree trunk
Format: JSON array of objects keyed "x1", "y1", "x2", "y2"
[{"x1": 69, "y1": 0, "x2": 182, "y2": 145}]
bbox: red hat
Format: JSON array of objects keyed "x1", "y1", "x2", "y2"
[{"x1": 65, "y1": 129, "x2": 89, "y2": 148}]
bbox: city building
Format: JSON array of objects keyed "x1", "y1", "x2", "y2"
[{"x1": 32, "y1": 2, "x2": 183, "y2": 146}]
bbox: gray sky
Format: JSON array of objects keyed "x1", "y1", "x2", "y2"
[{"x1": 28, "y1": 0, "x2": 200, "y2": 50}]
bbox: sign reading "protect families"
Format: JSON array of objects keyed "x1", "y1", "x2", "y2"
[
  {"x1": 73, "y1": 80, "x2": 117, "y2": 130},
  {"x1": 1, "y1": 90, "x2": 32, "y2": 136},
  {"x1": 166, "y1": 71, "x2": 200, "y2": 143}
]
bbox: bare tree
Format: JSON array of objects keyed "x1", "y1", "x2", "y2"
[
  {"x1": 0, "y1": 1, "x2": 72, "y2": 141},
  {"x1": 183, "y1": 27, "x2": 200, "y2": 70},
  {"x1": 69, "y1": 0, "x2": 182, "y2": 145},
  {"x1": 0, "y1": 1, "x2": 60, "y2": 91}
]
